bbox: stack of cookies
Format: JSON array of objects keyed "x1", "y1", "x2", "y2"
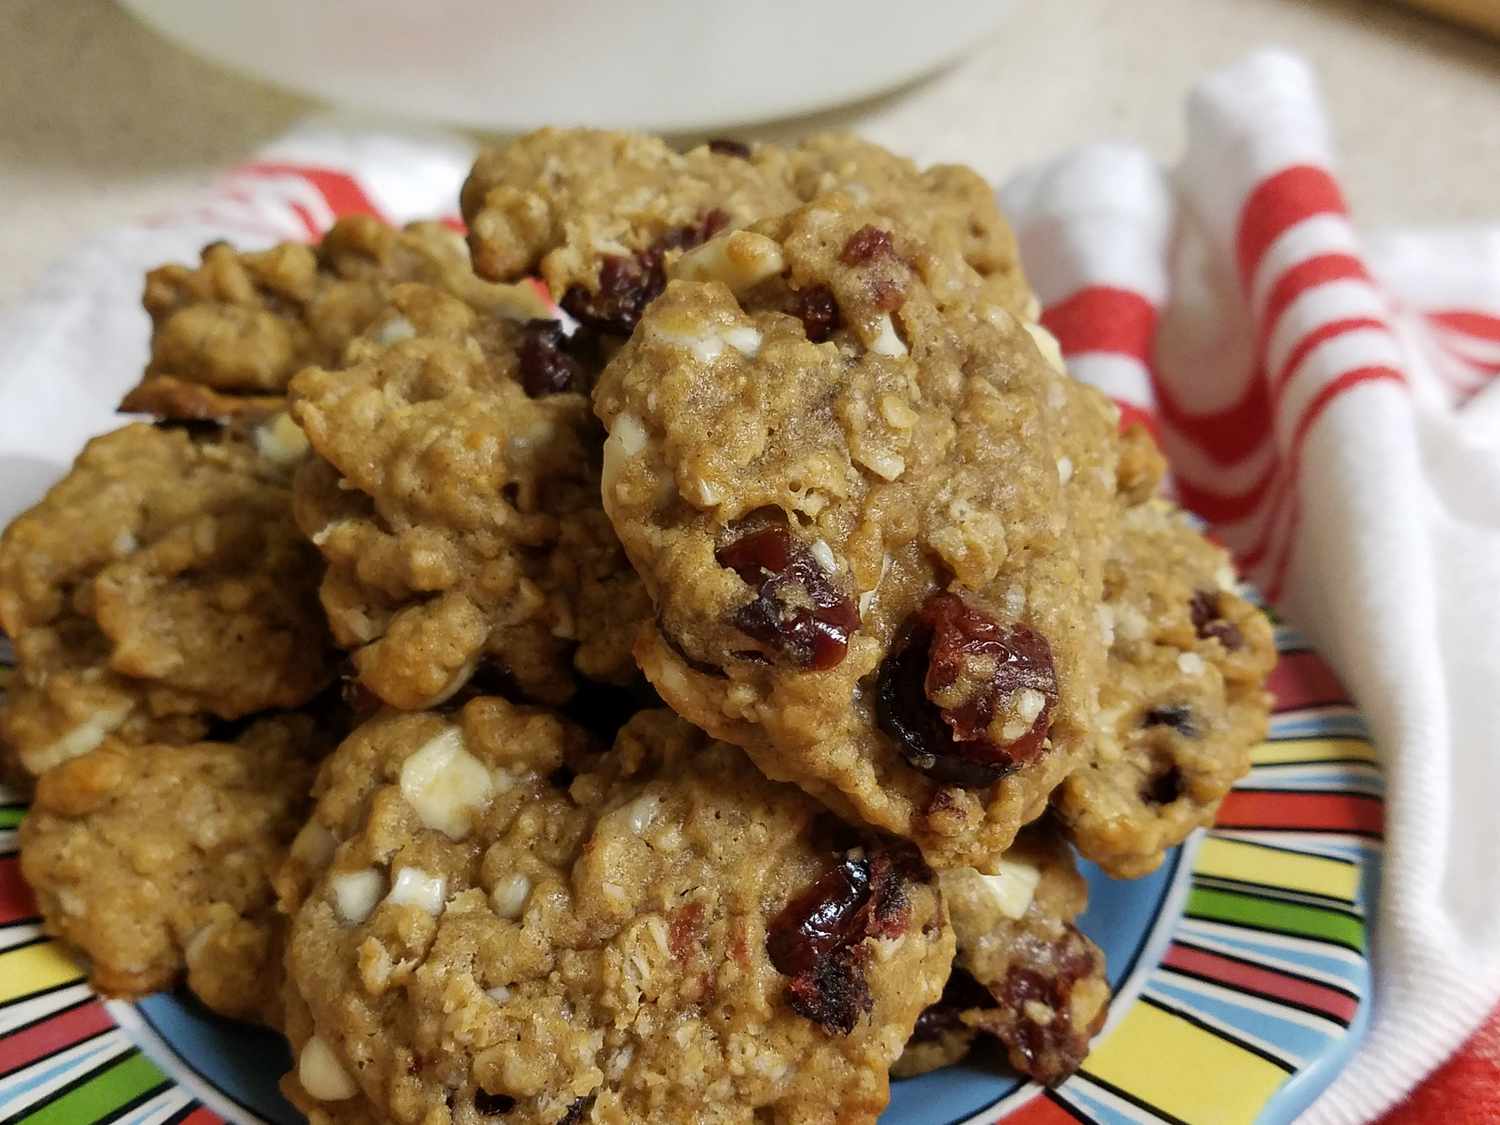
[{"x1": 0, "y1": 130, "x2": 1275, "y2": 1125}]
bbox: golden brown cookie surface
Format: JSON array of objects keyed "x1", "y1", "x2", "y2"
[
  {"x1": 1056, "y1": 498, "x2": 1276, "y2": 878},
  {"x1": 19, "y1": 715, "x2": 325, "y2": 1024},
  {"x1": 289, "y1": 284, "x2": 647, "y2": 710},
  {"x1": 0, "y1": 422, "x2": 334, "y2": 774},
  {"x1": 281, "y1": 701, "x2": 952, "y2": 1125},
  {"x1": 594, "y1": 200, "x2": 1118, "y2": 871}
]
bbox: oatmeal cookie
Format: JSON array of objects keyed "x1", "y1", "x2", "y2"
[
  {"x1": 896, "y1": 827, "x2": 1108, "y2": 1083},
  {"x1": 289, "y1": 284, "x2": 648, "y2": 710},
  {"x1": 279, "y1": 700, "x2": 952, "y2": 1124},
  {"x1": 122, "y1": 215, "x2": 549, "y2": 420},
  {"x1": 460, "y1": 130, "x2": 1035, "y2": 341},
  {"x1": 1055, "y1": 499, "x2": 1276, "y2": 878},
  {"x1": 593, "y1": 199, "x2": 1118, "y2": 870},
  {"x1": 0, "y1": 422, "x2": 335, "y2": 774},
  {"x1": 18, "y1": 715, "x2": 324, "y2": 1023},
  {"x1": 460, "y1": 128, "x2": 800, "y2": 333},
  {"x1": 786, "y1": 134, "x2": 1031, "y2": 316}
]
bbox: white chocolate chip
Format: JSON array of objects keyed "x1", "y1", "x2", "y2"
[
  {"x1": 977, "y1": 858, "x2": 1042, "y2": 920},
  {"x1": 689, "y1": 477, "x2": 722, "y2": 507},
  {"x1": 111, "y1": 530, "x2": 138, "y2": 557},
  {"x1": 1056, "y1": 456, "x2": 1074, "y2": 485},
  {"x1": 880, "y1": 394, "x2": 918, "y2": 429},
  {"x1": 670, "y1": 230, "x2": 785, "y2": 293},
  {"x1": 1025, "y1": 321, "x2": 1066, "y2": 373},
  {"x1": 868, "y1": 313, "x2": 906, "y2": 357},
  {"x1": 27, "y1": 700, "x2": 133, "y2": 774},
  {"x1": 255, "y1": 412, "x2": 310, "y2": 466},
  {"x1": 299, "y1": 1035, "x2": 357, "y2": 1101},
  {"x1": 399, "y1": 728, "x2": 495, "y2": 840},
  {"x1": 491, "y1": 872, "x2": 532, "y2": 920},
  {"x1": 857, "y1": 449, "x2": 906, "y2": 481},
  {"x1": 808, "y1": 539, "x2": 837, "y2": 574},
  {"x1": 332, "y1": 869, "x2": 384, "y2": 925},
  {"x1": 612, "y1": 413, "x2": 647, "y2": 456},
  {"x1": 487, "y1": 985, "x2": 513, "y2": 1003},
  {"x1": 386, "y1": 867, "x2": 447, "y2": 917},
  {"x1": 290, "y1": 822, "x2": 337, "y2": 870},
  {"x1": 1096, "y1": 604, "x2": 1117, "y2": 648},
  {"x1": 646, "y1": 318, "x2": 726, "y2": 363},
  {"x1": 1014, "y1": 687, "x2": 1047, "y2": 727},
  {"x1": 373, "y1": 315, "x2": 416, "y2": 345},
  {"x1": 1216, "y1": 564, "x2": 1238, "y2": 592},
  {"x1": 625, "y1": 793, "x2": 661, "y2": 835},
  {"x1": 1177, "y1": 651, "x2": 1206, "y2": 676},
  {"x1": 722, "y1": 324, "x2": 763, "y2": 357}
]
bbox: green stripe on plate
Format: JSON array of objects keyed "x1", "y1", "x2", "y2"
[
  {"x1": 17, "y1": 1050, "x2": 168, "y2": 1125},
  {"x1": 1187, "y1": 886, "x2": 1366, "y2": 953},
  {"x1": 0, "y1": 807, "x2": 25, "y2": 830}
]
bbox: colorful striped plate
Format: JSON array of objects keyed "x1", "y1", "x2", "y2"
[{"x1": 0, "y1": 601, "x2": 1379, "y2": 1124}]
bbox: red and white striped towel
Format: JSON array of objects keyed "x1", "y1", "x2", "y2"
[{"x1": 0, "y1": 47, "x2": 1496, "y2": 1124}]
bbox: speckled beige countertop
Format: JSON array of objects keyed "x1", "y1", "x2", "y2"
[{"x1": 2, "y1": 0, "x2": 1497, "y2": 304}]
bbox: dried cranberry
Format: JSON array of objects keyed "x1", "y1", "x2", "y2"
[
  {"x1": 989, "y1": 924, "x2": 1106, "y2": 1084},
  {"x1": 559, "y1": 215, "x2": 728, "y2": 335},
  {"x1": 876, "y1": 592, "x2": 1057, "y2": 787},
  {"x1": 1189, "y1": 590, "x2": 1244, "y2": 650},
  {"x1": 790, "y1": 284, "x2": 840, "y2": 342},
  {"x1": 557, "y1": 1095, "x2": 595, "y2": 1124},
  {"x1": 707, "y1": 138, "x2": 752, "y2": 158},
  {"x1": 767, "y1": 851, "x2": 912, "y2": 1035},
  {"x1": 474, "y1": 1090, "x2": 516, "y2": 1115},
  {"x1": 561, "y1": 253, "x2": 664, "y2": 336},
  {"x1": 1143, "y1": 704, "x2": 1198, "y2": 737},
  {"x1": 840, "y1": 225, "x2": 895, "y2": 265},
  {"x1": 1143, "y1": 763, "x2": 1185, "y2": 805},
  {"x1": 518, "y1": 319, "x2": 587, "y2": 396},
  {"x1": 785, "y1": 946, "x2": 872, "y2": 1035},
  {"x1": 714, "y1": 523, "x2": 859, "y2": 670}
]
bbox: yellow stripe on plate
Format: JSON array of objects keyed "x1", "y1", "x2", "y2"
[
  {"x1": 1082, "y1": 1001, "x2": 1288, "y2": 1125},
  {"x1": 1252, "y1": 737, "x2": 1377, "y2": 765},
  {"x1": 1195, "y1": 837, "x2": 1359, "y2": 902},
  {"x1": 0, "y1": 940, "x2": 85, "y2": 1004}
]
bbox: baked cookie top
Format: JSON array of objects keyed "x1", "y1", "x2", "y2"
[
  {"x1": 900, "y1": 827, "x2": 1108, "y2": 1084},
  {"x1": 289, "y1": 283, "x2": 648, "y2": 710},
  {"x1": 0, "y1": 421, "x2": 334, "y2": 774},
  {"x1": 123, "y1": 215, "x2": 548, "y2": 420},
  {"x1": 1055, "y1": 497, "x2": 1276, "y2": 877},
  {"x1": 18, "y1": 714, "x2": 324, "y2": 1024},
  {"x1": 593, "y1": 199, "x2": 1118, "y2": 870},
  {"x1": 279, "y1": 700, "x2": 952, "y2": 1125},
  {"x1": 460, "y1": 129, "x2": 1034, "y2": 341}
]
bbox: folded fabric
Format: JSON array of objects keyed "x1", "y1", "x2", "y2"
[{"x1": 0, "y1": 48, "x2": 1495, "y2": 1124}]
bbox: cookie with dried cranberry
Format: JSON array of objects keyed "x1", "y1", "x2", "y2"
[
  {"x1": 18, "y1": 714, "x2": 325, "y2": 1024},
  {"x1": 460, "y1": 128, "x2": 801, "y2": 335},
  {"x1": 786, "y1": 133, "x2": 1032, "y2": 317},
  {"x1": 1055, "y1": 499, "x2": 1275, "y2": 878},
  {"x1": 122, "y1": 215, "x2": 549, "y2": 420},
  {"x1": 0, "y1": 421, "x2": 335, "y2": 775},
  {"x1": 289, "y1": 283, "x2": 648, "y2": 710},
  {"x1": 896, "y1": 827, "x2": 1109, "y2": 1083},
  {"x1": 593, "y1": 199, "x2": 1118, "y2": 871},
  {"x1": 279, "y1": 700, "x2": 952, "y2": 1124}
]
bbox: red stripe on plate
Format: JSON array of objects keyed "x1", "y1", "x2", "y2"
[
  {"x1": 998, "y1": 1092, "x2": 1083, "y2": 1124},
  {"x1": 0, "y1": 855, "x2": 38, "y2": 924},
  {"x1": 1041, "y1": 286, "x2": 1157, "y2": 362},
  {"x1": 1171, "y1": 455, "x2": 1278, "y2": 525},
  {"x1": 1236, "y1": 166, "x2": 1349, "y2": 289},
  {"x1": 1163, "y1": 943, "x2": 1359, "y2": 1023},
  {"x1": 1268, "y1": 650, "x2": 1350, "y2": 709},
  {"x1": 0, "y1": 999, "x2": 113, "y2": 1075},
  {"x1": 1216, "y1": 791, "x2": 1384, "y2": 836}
]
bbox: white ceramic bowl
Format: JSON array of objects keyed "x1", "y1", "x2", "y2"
[{"x1": 120, "y1": 0, "x2": 1014, "y2": 132}]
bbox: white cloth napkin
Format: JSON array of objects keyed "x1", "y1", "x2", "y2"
[{"x1": 1, "y1": 47, "x2": 1495, "y2": 1125}]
